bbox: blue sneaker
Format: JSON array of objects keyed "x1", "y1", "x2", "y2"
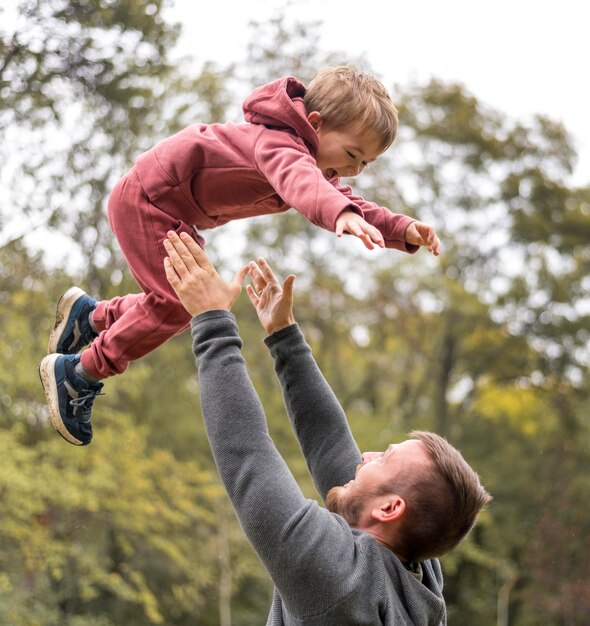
[
  {"x1": 39, "y1": 353, "x2": 103, "y2": 446},
  {"x1": 48, "y1": 287, "x2": 98, "y2": 355}
]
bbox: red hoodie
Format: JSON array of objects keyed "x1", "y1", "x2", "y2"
[{"x1": 134, "y1": 76, "x2": 416, "y2": 252}]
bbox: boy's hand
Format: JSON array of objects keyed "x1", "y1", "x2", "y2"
[
  {"x1": 335, "y1": 209, "x2": 385, "y2": 250},
  {"x1": 405, "y1": 221, "x2": 441, "y2": 256},
  {"x1": 163, "y1": 231, "x2": 248, "y2": 316},
  {"x1": 246, "y1": 258, "x2": 295, "y2": 335}
]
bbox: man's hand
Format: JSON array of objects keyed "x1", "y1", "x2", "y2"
[
  {"x1": 405, "y1": 221, "x2": 441, "y2": 256},
  {"x1": 163, "y1": 231, "x2": 248, "y2": 316},
  {"x1": 335, "y1": 209, "x2": 385, "y2": 250},
  {"x1": 246, "y1": 258, "x2": 295, "y2": 335}
]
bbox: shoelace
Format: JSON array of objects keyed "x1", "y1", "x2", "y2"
[{"x1": 69, "y1": 389, "x2": 105, "y2": 421}]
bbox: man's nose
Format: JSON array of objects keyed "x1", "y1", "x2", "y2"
[{"x1": 361, "y1": 451, "x2": 381, "y2": 464}]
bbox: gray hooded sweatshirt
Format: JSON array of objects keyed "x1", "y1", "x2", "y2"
[{"x1": 192, "y1": 311, "x2": 447, "y2": 625}]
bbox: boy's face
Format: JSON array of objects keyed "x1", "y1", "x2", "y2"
[{"x1": 308, "y1": 112, "x2": 385, "y2": 177}]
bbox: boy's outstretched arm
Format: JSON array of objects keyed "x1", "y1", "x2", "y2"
[
  {"x1": 332, "y1": 183, "x2": 441, "y2": 255},
  {"x1": 335, "y1": 209, "x2": 441, "y2": 255}
]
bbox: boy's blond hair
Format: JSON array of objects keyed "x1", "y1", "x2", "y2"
[{"x1": 304, "y1": 65, "x2": 398, "y2": 151}]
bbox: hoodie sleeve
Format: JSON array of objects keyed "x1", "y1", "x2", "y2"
[
  {"x1": 253, "y1": 130, "x2": 420, "y2": 253},
  {"x1": 253, "y1": 129, "x2": 363, "y2": 231}
]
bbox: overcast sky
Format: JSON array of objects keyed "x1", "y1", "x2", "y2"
[{"x1": 168, "y1": 0, "x2": 589, "y2": 185}]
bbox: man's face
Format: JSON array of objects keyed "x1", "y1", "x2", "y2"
[
  {"x1": 326, "y1": 439, "x2": 431, "y2": 526},
  {"x1": 311, "y1": 116, "x2": 384, "y2": 177}
]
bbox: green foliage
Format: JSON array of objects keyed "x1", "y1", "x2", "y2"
[{"x1": 0, "y1": 242, "x2": 270, "y2": 624}]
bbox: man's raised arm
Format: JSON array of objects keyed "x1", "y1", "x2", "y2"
[
  {"x1": 162, "y1": 232, "x2": 375, "y2": 616},
  {"x1": 246, "y1": 259, "x2": 361, "y2": 499}
]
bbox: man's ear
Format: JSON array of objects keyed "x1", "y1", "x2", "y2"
[
  {"x1": 371, "y1": 495, "x2": 406, "y2": 523},
  {"x1": 307, "y1": 111, "x2": 322, "y2": 130}
]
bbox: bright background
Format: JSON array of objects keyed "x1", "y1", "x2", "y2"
[{"x1": 167, "y1": 0, "x2": 589, "y2": 185}]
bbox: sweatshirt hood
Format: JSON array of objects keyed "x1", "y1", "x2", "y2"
[
  {"x1": 379, "y1": 546, "x2": 447, "y2": 626},
  {"x1": 242, "y1": 76, "x2": 319, "y2": 155}
]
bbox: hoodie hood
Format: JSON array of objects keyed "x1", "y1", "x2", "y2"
[
  {"x1": 242, "y1": 76, "x2": 319, "y2": 155},
  {"x1": 379, "y1": 545, "x2": 447, "y2": 626}
]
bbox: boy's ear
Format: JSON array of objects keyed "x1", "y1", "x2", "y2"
[{"x1": 307, "y1": 111, "x2": 322, "y2": 130}]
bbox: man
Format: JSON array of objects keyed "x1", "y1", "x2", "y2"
[{"x1": 163, "y1": 230, "x2": 491, "y2": 625}]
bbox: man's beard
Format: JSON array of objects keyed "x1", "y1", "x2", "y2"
[{"x1": 325, "y1": 485, "x2": 367, "y2": 526}]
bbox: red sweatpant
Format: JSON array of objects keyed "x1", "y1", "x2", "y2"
[{"x1": 80, "y1": 168, "x2": 204, "y2": 379}]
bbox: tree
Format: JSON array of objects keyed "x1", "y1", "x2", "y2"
[{"x1": 0, "y1": 0, "x2": 234, "y2": 291}]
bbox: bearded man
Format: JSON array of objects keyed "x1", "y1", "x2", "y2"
[{"x1": 163, "y1": 230, "x2": 491, "y2": 626}]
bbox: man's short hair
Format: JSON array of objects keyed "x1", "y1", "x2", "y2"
[
  {"x1": 304, "y1": 65, "x2": 398, "y2": 151},
  {"x1": 388, "y1": 431, "x2": 492, "y2": 562}
]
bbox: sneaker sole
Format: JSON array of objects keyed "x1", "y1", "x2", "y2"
[
  {"x1": 38, "y1": 354, "x2": 85, "y2": 446},
  {"x1": 47, "y1": 286, "x2": 86, "y2": 354}
]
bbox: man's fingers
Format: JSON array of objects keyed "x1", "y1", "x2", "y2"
[
  {"x1": 283, "y1": 274, "x2": 296, "y2": 300},
  {"x1": 248, "y1": 261, "x2": 269, "y2": 294},
  {"x1": 164, "y1": 256, "x2": 181, "y2": 290},
  {"x1": 245, "y1": 284, "x2": 260, "y2": 307},
  {"x1": 178, "y1": 231, "x2": 214, "y2": 269},
  {"x1": 257, "y1": 257, "x2": 280, "y2": 286},
  {"x1": 232, "y1": 265, "x2": 249, "y2": 290},
  {"x1": 248, "y1": 270, "x2": 264, "y2": 294},
  {"x1": 163, "y1": 238, "x2": 191, "y2": 278},
  {"x1": 166, "y1": 231, "x2": 212, "y2": 272},
  {"x1": 164, "y1": 232, "x2": 198, "y2": 275}
]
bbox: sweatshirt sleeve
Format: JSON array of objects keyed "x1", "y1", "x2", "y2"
[
  {"x1": 253, "y1": 129, "x2": 420, "y2": 254},
  {"x1": 264, "y1": 324, "x2": 361, "y2": 500},
  {"x1": 253, "y1": 129, "x2": 362, "y2": 231},
  {"x1": 191, "y1": 310, "x2": 369, "y2": 615}
]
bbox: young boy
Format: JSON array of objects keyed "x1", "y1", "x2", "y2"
[{"x1": 39, "y1": 65, "x2": 441, "y2": 446}]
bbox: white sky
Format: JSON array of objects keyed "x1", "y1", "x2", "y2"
[{"x1": 168, "y1": 0, "x2": 589, "y2": 186}]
